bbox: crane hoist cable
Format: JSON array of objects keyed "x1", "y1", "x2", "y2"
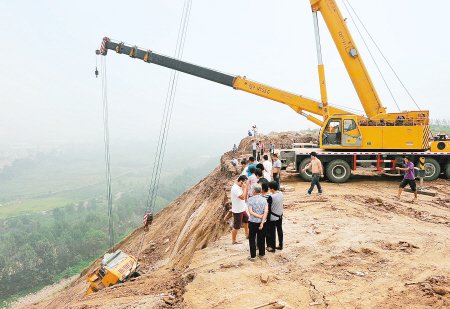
[
  {"x1": 341, "y1": 0, "x2": 401, "y2": 113},
  {"x1": 343, "y1": 0, "x2": 421, "y2": 111},
  {"x1": 136, "y1": 0, "x2": 193, "y2": 261},
  {"x1": 100, "y1": 55, "x2": 115, "y2": 251}
]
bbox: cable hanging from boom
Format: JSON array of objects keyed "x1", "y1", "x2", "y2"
[
  {"x1": 343, "y1": 0, "x2": 421, "y2": 111},
  {"x1": 100, "y1": 56, "x2": 115, "y2": 251},
  {"x1": 136, "y1": 0, "x2": 193, "y2": 260},
  {"x1": 341, "y1": 0, "x2": 401, "y2": 112}
]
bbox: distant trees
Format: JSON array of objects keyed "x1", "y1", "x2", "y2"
[
  {"x1": 0, "y1": 156, "x2": 217, "y2": 305},
  {"x1": 430, "y1": 118, "x2": 450, "y2": 134},
  {"x1": 0, "y1": 195, "x2": 146, "y2": 303}
]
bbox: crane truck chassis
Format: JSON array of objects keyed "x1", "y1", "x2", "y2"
[{"x1": 280, "y1": 147, "x2": 449, "y2": 183}]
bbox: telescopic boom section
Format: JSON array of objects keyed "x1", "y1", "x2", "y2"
[
  {"x1": 97, "y1": 37, "x2": 352, "y2": 127},
  {"x1": 310, "y1": 0, "x2": 386, "y2": 119}
]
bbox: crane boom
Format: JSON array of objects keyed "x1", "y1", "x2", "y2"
[
  {"x1": 310, "y1": 0, "x2": 385, "y2": 119},
  {"x1": 97, "y1": 38, "x2": 352, "y2": 127}
]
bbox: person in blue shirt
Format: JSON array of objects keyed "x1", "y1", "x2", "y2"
[{"x1": 247, "y1": 156, "x2": 257, "y2": 177}]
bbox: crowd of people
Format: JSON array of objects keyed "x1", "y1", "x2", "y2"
[
  {"x1": 226, "y1": 128, "x2": 421, "y2": 261},
  {"x1": 227, "y1": 147, "x2": 284, "y2": 261}
]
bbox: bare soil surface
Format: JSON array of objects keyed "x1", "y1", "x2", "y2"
[
  {"x1": 13, "y1": 132, "x2": 449, "y2": 308},
  {"x1": 184, "y1": 175, "x2": 450, "y2": 308}
]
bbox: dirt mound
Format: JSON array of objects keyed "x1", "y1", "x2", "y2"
[{"x1": 237, "y1": 131, "x2": 318, "y2": 152}]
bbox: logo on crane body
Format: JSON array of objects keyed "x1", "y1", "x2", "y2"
[{"x1": 248, "y1": 83, "x2": 271, "y2": 95}]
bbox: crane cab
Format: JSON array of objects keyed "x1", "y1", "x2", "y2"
[
  {"x1": 320, "y1": 115, "x2": 363, "y2": 149},
  {"x1": 320, "y1": 115, "x2": 430, "y2": 151}
]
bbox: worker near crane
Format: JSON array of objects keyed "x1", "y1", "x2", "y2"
[
  {"x1": 302, "y1": 152, "x2": 324, "y2": 195},
  {"x1": 396, "y1": 157, "x2": 418, "y2": 202},
  {"x1": 230, "y1": 175, "x2": 249, "y2": 244},
  {"x1": 272, "y1": 153, "x2": 282, "y2": 187}
]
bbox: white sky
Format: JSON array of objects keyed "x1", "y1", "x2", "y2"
[{"x1": 0, "y1": 0, "x2": 449, "y2": 152}]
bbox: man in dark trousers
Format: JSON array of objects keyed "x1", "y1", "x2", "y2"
[
  {"x1": 302, "y1": 151, "x2": 324, "y2": 195},
  {"x1": 229, "y1": 175, "x2": 249, "y2": 244},
  {"x1": 266, "y1": 181, "x2": 284, "y2": 252},
  {"x1": 396, "y1": 156, "x2": 418, "y2": 202},
  {"x1": 247, "y1": 184, "x2": 268, "y2": 261}
]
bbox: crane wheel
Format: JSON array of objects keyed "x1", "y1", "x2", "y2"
[
  {"x1": 445, "y1": 162, "x2": 450, "y2": 179},
  {"x1": 298, "y1": 158, "x2": 313, "y2": 182},
  {"x1": 326, "y1": 159, "x2": 351, "y2": 183},
  {"x1": 423, "y1": 158, "x2": 441, "y2": 181}
]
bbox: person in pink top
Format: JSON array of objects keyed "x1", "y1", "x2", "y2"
[{"x1": 302, "y1": 152, "x2": 324, "y2": 195}]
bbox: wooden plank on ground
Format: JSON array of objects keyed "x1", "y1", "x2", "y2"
[
  {"x1": 251, "y1": 301, "x2": 285, "y2": 309},
  {"x1": 404, "y1": 188, "x2": 437, "y2": 197}
]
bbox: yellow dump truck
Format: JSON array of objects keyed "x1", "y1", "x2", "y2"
[{"x1": 86, "y1": 249, "x2": 140, "y2": 295}]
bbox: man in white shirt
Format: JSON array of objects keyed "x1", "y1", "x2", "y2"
[
  {"x1": 252, "y1": 140, "x2": 257, "y2": 159},
  {"x1": 262, "y1": 155, "x2": 272, "y2": 181},
  {"x1": 229, "y1": 175, "x2": 249, "y2": 244}
]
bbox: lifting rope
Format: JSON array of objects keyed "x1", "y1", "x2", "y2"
[
  {"x1": 342, "y1": 0, "x2": 421, "y2": 111},
  {"x1": 341, "y1": 0, "x2": 401, "y2": 113},
  {"x1": 136, "y1": 0, "x2": 193, "y2": 261},
  {"x1": 100, "y1": 55, "x2": 115, "y2": 251},
  {"x1": 97, "y1": 0, "x2": 193, "y2": 258}
]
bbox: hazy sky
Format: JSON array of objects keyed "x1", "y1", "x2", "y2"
[{"x1": 1, "y1": 0, "x2": 449, "y2": 152}]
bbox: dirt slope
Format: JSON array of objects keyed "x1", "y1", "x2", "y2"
[
  {"x1": 14, "y1": 148, "x2": 240, "y2": 309},
  {"x1": 14, "y1": 132, "x2": 449, "y2": 308}
]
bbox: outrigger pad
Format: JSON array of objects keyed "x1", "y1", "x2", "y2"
[{"x1": 404, "y1": 188, "x2": 437, "y2": 197}]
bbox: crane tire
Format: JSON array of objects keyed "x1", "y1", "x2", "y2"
[
  {"x1": 423, "y1": 158, "x2": 441, "y2": 181},
  {"x1": 445, "y1": 162, "x2": 450, "y2": 179},
  {"x1": 326, "y1": 159, "x2": 351, "y2": 183},
  {"x1": 298, "y1": 158, "x2": 313, "y2": 182}
]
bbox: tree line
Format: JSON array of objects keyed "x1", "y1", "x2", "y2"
[{"x1": 0, "y1": 193, "x2": 151, "y2": 305}]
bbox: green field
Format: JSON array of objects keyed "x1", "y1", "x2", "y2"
[{"x1": 0, "y1": 196, "x2": 75, "y2": 219}]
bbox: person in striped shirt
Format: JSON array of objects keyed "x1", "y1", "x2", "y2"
[{"x1": 247, "y1": 184, "x2": 268, "y2": 261}]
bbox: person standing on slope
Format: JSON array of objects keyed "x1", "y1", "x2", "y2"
[
  {"x1": 262, "y1": 154, "x2": 272, "y2": 181},
  {"x1": 266, "y1": 181, "x2": 284, "y2": 252},
  {"x1": 252, "y1": 140, "x2": 257, "y2": 159},
  {"x1": 247, "y1": 183, "x2": 268, "y2": 261},
  {"x1": 229, "y1": 175, "x2": 249, "y2": 244}
]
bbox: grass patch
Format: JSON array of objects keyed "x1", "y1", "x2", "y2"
[{"x1": 0, "y1": 197, "x2": 74, "y2": 218}]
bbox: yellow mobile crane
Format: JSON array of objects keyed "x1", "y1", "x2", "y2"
[{"x1": 97, "y1": 0, "x2": 449, "y2": 182}]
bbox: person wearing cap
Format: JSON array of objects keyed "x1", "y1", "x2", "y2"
[{"x1": 396, "y1": 156, "x2": 418, "y2": 202}]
